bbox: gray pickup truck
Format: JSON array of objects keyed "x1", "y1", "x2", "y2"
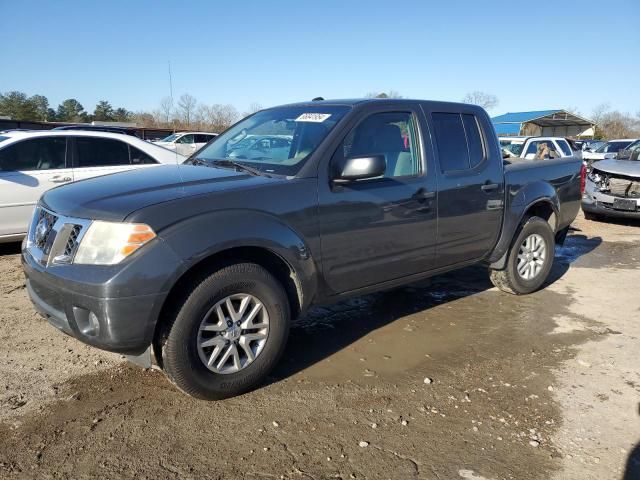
[{"x1": 22, "y1": 99, "x2": 581, "y2": 399}]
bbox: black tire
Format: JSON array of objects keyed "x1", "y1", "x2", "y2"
[
  {"x1": 583, "y1": 211, "x2": 599, "y2": 221},
  {"x1": 161, "y1": 262, "x2": 290, "y2": 400},
  {"x1": 489, "y1": 217, "x2": 555, "y2": 295}
]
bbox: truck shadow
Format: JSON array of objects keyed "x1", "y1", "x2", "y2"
[
  {"x1": 270, "y1": 233, "x2": 602, "y2": 383},
  {"x1": 623, "y1": 439, "x2": 640, "y2": 480},
  {"x1": 0, "y1": 241, "x2": 22, "y2": 256}
]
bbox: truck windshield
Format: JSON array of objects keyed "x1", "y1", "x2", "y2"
[
  {"x1": 189, "y1": 105, "x2": 350, "y2": 176},
  {"x1": 504, "y1": 142, "x2": 524, "y2": 156}
]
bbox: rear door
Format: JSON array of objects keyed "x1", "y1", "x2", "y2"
[
  {"x1": 426, "y1": 108, "x2": 504, "y2": 267},
  {"x1": 71, "y1": 136, "x2": 135, "y2": 182},
  {"x1": 318, "y1": 105, "x2": 438, "y2": 293},
  {"x1": 0, "y1": 136, "x2": 71, "y2": 237}
]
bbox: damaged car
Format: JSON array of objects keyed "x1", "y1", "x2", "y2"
[{"x1": 582, "y1": 157, "x2": 640, "y2": 220}]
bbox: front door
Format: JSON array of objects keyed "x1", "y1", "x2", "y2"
[
  {"x1": 0, "y1": 136, "x2": 72, "y2": 237},
  {"x1": 318, "y1": 108, "x2": 438, "y2": 294}
]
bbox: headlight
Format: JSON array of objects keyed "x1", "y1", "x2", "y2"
[{"x1": 74, "y1": 221, "x2": 156, "y2": 265}]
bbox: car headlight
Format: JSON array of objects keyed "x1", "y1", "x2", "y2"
[{"x1": 74, "y1": 221, "x2": 156, "y2": 265}]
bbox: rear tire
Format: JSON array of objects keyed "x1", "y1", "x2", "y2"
[
  {"x1": 160, "y1": 262, "x2": 290, "y2": 400},
  {"x1": 490, "y1": 217, "x2": 555, "y2": 295}
]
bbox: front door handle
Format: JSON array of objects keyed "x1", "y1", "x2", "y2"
[
  {"x1": 481, "y1": 183, "x2": 499, "y2": 192},
  {"x1": 50, "y1": 176, "x2": 72, "y2": 183}
]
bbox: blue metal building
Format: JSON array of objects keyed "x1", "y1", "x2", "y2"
[{"x1": 491, "y1": 110, "x2": 594, "y2": 137}]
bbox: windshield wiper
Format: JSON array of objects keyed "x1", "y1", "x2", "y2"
[{"x1": 210, "y1": 159, "x2": 269, "y2": 177}]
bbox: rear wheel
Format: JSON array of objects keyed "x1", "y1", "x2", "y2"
[
  {"x1": 490, "y1": 217, "x2": 555, "y2": 295},
  {"x1": 160, "y1": 262, "x2": 290, "y2": 400}
]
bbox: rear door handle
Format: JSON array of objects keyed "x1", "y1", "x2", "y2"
[
  {"x1": 413, "y1": 189, "x2": 436, "y2": 200},
  {"x1": 481, "y1": 183, "x2": 499, "y2": 192},
  {"x1": 50, "y1": 176, "x2": 72, "y2": 183}
]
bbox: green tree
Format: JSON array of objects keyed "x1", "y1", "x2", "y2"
[
  {"x1": 30, "y1": 94, "x2": 50, "y2": 121},
  {"x1": 57, "y1": 99, "x2": 86, "y2": 122},
  {"x1": 0, "y1": 91, "x2": 39, "y2": 120},
  {"x1": 113, "y1": 107, "x2": 132, "y2": 122},
  {"x1": 93, "y1": 100, "x2": 115, "y2": 121}
]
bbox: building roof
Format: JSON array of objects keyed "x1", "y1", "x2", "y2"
[
  {"x1": 492, "y1": 109, "x2": 594, "y2": 128},
  {"x1": 493, "y1": 123, "x2": 522, "y2": 135}
]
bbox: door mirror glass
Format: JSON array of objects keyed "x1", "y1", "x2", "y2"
[{"x1": 334, "y1": 155, "x2": 386, "y2": 183}]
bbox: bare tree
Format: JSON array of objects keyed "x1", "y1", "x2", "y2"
[
  {"x1": 365, "y1": 90, "x2": 402, "y2": 99},
  {"x1": 159, "y1": 96, "x2": 173, "y2": 124},
  {"x1": 591, "y1": 103, "x2": 611, "y2": 125},
  {"x1": 462, "y1": 91, "x2": 499, "y2": 111},
  {"x1": 242, "y1": 102, "x2": 262, "y2": 118},
  {"x1": 177, "y1": 93, "x2": 198, "y2": 126},
  {"x1": 199, "y1": 104, "x2": 239, "y2": 132}
]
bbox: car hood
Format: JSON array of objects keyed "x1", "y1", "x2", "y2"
[
  {"x1": 591, "y1": 159, "x2": 640, "y2": 177},
  {"x1": 41, "y1": 164, "x2": 279, "y2": 222}
]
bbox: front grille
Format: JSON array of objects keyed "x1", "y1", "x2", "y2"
[
  {"x1": 63, "y1": 225, "x2": 82, "y2": 257},
  {"x1": 33, "y1": 208, "x2": 59, "y2": 253},
  {"x1": 27, "y1": 207, "x2": 91, "y2": 266}
]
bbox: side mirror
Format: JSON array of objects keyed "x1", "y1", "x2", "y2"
[
  {"x1": 334, "y1": 155, "x2": 386, "y2": 183},
  {"x1": 501, "y1": 150, "x2": 511, "y2": 159}
]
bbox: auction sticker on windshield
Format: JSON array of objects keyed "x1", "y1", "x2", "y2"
[{"x1": 295, "y1": 113, "x2": 332, "y2": 122}]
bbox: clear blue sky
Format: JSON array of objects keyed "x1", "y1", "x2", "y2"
[{"x1": 1, "y1": 0, "x2": 638, "y2": 118}]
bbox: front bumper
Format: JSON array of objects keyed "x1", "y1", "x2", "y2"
[
  {"x1": 582, "y1": 190, "x2": 640, "y2": 219},
  {"x1": 22, "y1": 237, "x2": 184, "y2": 355}
]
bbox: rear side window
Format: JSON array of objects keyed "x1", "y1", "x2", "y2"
[
  {"x1": 557, "y1": 140, "x2": 572, "y2": 156},
  {"x1": 432, "y1": 113, "x2": 467, "y2": 171},
  {"x1": 129, "y1": 146, "x2": 158, "y2": 164},
  {"x1": 75, "y1": 137, "x2": 130, "y2": 167},
  {"x1": 0, "y1": 137, "x2": 66, "y2": 171},
  {"x1": 194, "y1": 134, "x2": 214, "y2": 143},
  {"x1": 462, "y1": 114, "x2": 485, "y2": 167}
]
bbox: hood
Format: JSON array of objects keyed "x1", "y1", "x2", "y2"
[
  {"x1": 41, "y1": 164, "x2": 278, "y2": 222},
  {"x1": 591, "y1": 159, "x2": 640, "y2": 177}
]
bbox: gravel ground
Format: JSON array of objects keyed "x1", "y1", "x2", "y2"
[{"x1": 0, "y1": 211, "x2": 638, "y2": 479}]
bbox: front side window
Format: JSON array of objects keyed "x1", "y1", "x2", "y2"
[
  {"x1": 177, "y1": 134, "x2": 195, "y2": 144},
  {"x1": 193, "y1": 105, "x2": 350, "y2": 176},
  {"x1": 0, "y1": 137, "x2": 66, "y2": 171},
  {"x1": 333, "y1": 111, "x2": 421, "y2": 178},
  {"x1": 432, "y1": 112, "x2": 486, "y2": 171},
  {"x1": 75, "y1": 137, "x2": 130, "y2": 167}
]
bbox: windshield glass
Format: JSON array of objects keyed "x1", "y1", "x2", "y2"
[
  {"x1": 191, "y1": 105, "x2": 350, "y2": 175},
  {"x1": 0, "y1": 136, "x2": 8, "y2": 143},
  {"x1": 160, "y1": 133, "x2": 180, "y2": 143},
  {"x1": 596, "y1": 141, "x2": 632, "y2": 153},
  {"x1": 504, "y1": 142, "x2": 524, "y2": 155}
]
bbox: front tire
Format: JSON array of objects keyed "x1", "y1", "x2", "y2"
[
  {"x1": 490, "y1": 217, "x2": 555, "y2": 295},
  {"x1": 161, "y1": 262, "x2": 290, "y2": 400},
  {"x1": 583, "y1": 211, "x2": 599, "y2": 221}
]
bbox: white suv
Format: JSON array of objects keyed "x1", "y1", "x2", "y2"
[
  {"x1": 153, "y1": 132, "x2": 217, "y2": 156},
  {"x1": 0, "y1": 130, "x2": 185, "y2": 243}
]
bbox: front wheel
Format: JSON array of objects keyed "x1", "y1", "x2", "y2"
[
  {"x1": 160, "y1": 262, "x2": 290, "y2": 400},
  {"x1": 490, "y1": 217, "x2": 555, "y2": 295}
]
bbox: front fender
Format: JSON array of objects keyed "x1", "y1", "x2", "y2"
[{"x1": 158, "y1": 209, "x2": 319, "y2": 310}]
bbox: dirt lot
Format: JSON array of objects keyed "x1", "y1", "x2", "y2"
[{"x1": 1, "y1": 212, "x2": 639, "y2": 480}]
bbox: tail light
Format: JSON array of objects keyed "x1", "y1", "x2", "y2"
[{"x1": 580, "y1": 164, "x2": 586, "y2": 194}]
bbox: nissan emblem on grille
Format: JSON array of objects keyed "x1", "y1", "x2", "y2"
[{"x1": 35, "y1": 217, "x2": 50, "y2": 248}]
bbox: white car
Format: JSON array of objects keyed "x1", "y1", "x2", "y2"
[
  {"x1": 582, "y1": 139, "x2": 638, "y2": 163},
  {"x1": 0, "y1": 130, "x2": 185, "y2": 243},
  {"x1": 499, "y1": 136, "x2": 576, "y2": 160},
  {"x1": 153, "y1": 132, "x2": 217, "y2": 156}
]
